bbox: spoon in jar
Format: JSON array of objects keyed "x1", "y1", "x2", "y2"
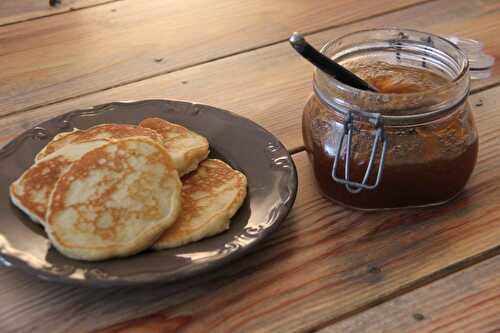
[{"x1": 289, "y1": 32, "x2": 379, "y2": 92}]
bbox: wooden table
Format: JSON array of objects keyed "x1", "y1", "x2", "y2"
[{"x1": 1, "y1": 1, "x2": 500, "y2": 332}]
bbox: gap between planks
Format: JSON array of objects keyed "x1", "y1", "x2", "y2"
[
  {"x1": 309, "y1": 245, "x2": 500, "y2": 332},
  {"x1": 318, "y1": 254, "x2": 500, "y2": 333},
  {"x1": 0, "y1": 0, "x2": 440, "y2": 118}
]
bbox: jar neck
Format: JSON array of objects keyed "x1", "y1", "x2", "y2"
[{"x1": 313, "y1": 29, "x2": 470, "y2": 126}]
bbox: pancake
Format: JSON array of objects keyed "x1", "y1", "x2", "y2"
[
  {"x1": 153, "y1": 159, "x2": 247, "y2": 250},
  {"x1": 10, "y1": 140, "x2": 109, "y2": 225},
  {"x1": 139, "y1": 118, "x2": 209, "y2": 176},
  {"x1": 45, "y1": 137, "x2": 182, "y2": 261},
  {"x1": 35, "y1": 124, "x2": 162, "y2": 162}
]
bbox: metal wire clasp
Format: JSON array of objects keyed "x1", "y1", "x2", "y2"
[{"x1": 331, "y1": 111, "x2": 387, "y2": 194}]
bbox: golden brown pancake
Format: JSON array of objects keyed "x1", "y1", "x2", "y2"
[
  {"x1": 35, "y1": 124, "x2": 162, "y2": 161},
  {"x1": 45, "y1": 137, "x2": 182, "y2": 261},
  {"x1": 153, "y1": 159, "x2": 247, "y2": 249},
  {"x1": 10, "y1": 140, "x2": 109, "y2": 225},
  {"x1": 12, "y1": 124, "x2": 160, "y2": 225},
  {"x1": 139, "y1": 118, "x2": 209, "y2": 176}
]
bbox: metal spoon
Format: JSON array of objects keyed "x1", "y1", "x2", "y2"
[{"x1": 289, "y1": 32, "x2": 379, "y2": 92}]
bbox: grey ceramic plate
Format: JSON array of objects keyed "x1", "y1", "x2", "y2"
[{"x1": 0, "y1": 100, "x2": 297, "y2": 287}]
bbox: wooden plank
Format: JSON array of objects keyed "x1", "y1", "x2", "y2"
[
  {"x1": 0, "y1": 86, "x2": 499, "y2": 333},
  {"x1": 0, "y1": 0, "x2": 119, "y2": 26},
  {"x1": 0, "y1": 0, "x2": 498, "y2": 151},
  {"x1": 0, "y1": 0, "x2": 431, "y2": 115},
  {"x1": 319, "y1": 255, "x2": 500, "y2": 333}
]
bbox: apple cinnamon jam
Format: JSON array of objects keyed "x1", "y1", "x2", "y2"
[{"x1": 302, "y1": 29, "x2": 478, "y2": 210}]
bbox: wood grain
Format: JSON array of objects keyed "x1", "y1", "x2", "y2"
[
  {"x1": 0, "y1": 0, "x2": 431, "y2": 115},
  {"x1": 92, "y1": 88, "x2": 500, "y2": 333},
  {"x1": 0, "y1": 0, "x2": 498, "y2": 151},
  {"x1": 0, "y1": 87, "x2": 498, "y2": 333},
  {"x1": 0, "y1": 0, "x2": 120, "y2": 26},
  {"x1": 319, "y1": 255, "x2": 500, "y2": 333}
]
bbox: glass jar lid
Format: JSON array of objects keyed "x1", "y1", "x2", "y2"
[{"x1": 446, "y1": 36, "x2": 495, "y2": 79}]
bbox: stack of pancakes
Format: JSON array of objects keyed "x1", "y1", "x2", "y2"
[{"x1": 10, "y1": 118, "x2": 247, "y2": 261}]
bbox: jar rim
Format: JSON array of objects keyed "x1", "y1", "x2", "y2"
[
  {"x1": 314, "y1": 28, "x2": 471, "y2": 124},
  {"x1": 318, "y1": 28, "x2": 470, "y2": 98}
]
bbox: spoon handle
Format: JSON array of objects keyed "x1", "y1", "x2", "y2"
[{"x1": 289, "y1": 33, "x2": 378, "y2": 92}]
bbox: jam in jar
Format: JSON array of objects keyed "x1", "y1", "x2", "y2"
[{"x1": 302, "y1": 29, "x2": 478, "y2": 210}]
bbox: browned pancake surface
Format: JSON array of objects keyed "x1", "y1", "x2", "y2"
[
  {"x1": 154, "y1": 159, "x2": 247, "y2": 249},
  {"x1": 139, "y1": 118, "x2": 209, "y2": 175},
  {"x1": 46, "y1": 137, "x2": 182, "y2": 261},
  {"x1": 35, "y1": 124, "x2": 162, "y2": 161}
]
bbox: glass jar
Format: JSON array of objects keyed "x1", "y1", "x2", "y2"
[{"x1": 302, "y1": 29, "x2": 478, "y2": 210}]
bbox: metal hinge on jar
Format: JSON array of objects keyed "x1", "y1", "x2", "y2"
[{"x1": 331, "y1": 112, "x2": 388, "y2": 193}]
